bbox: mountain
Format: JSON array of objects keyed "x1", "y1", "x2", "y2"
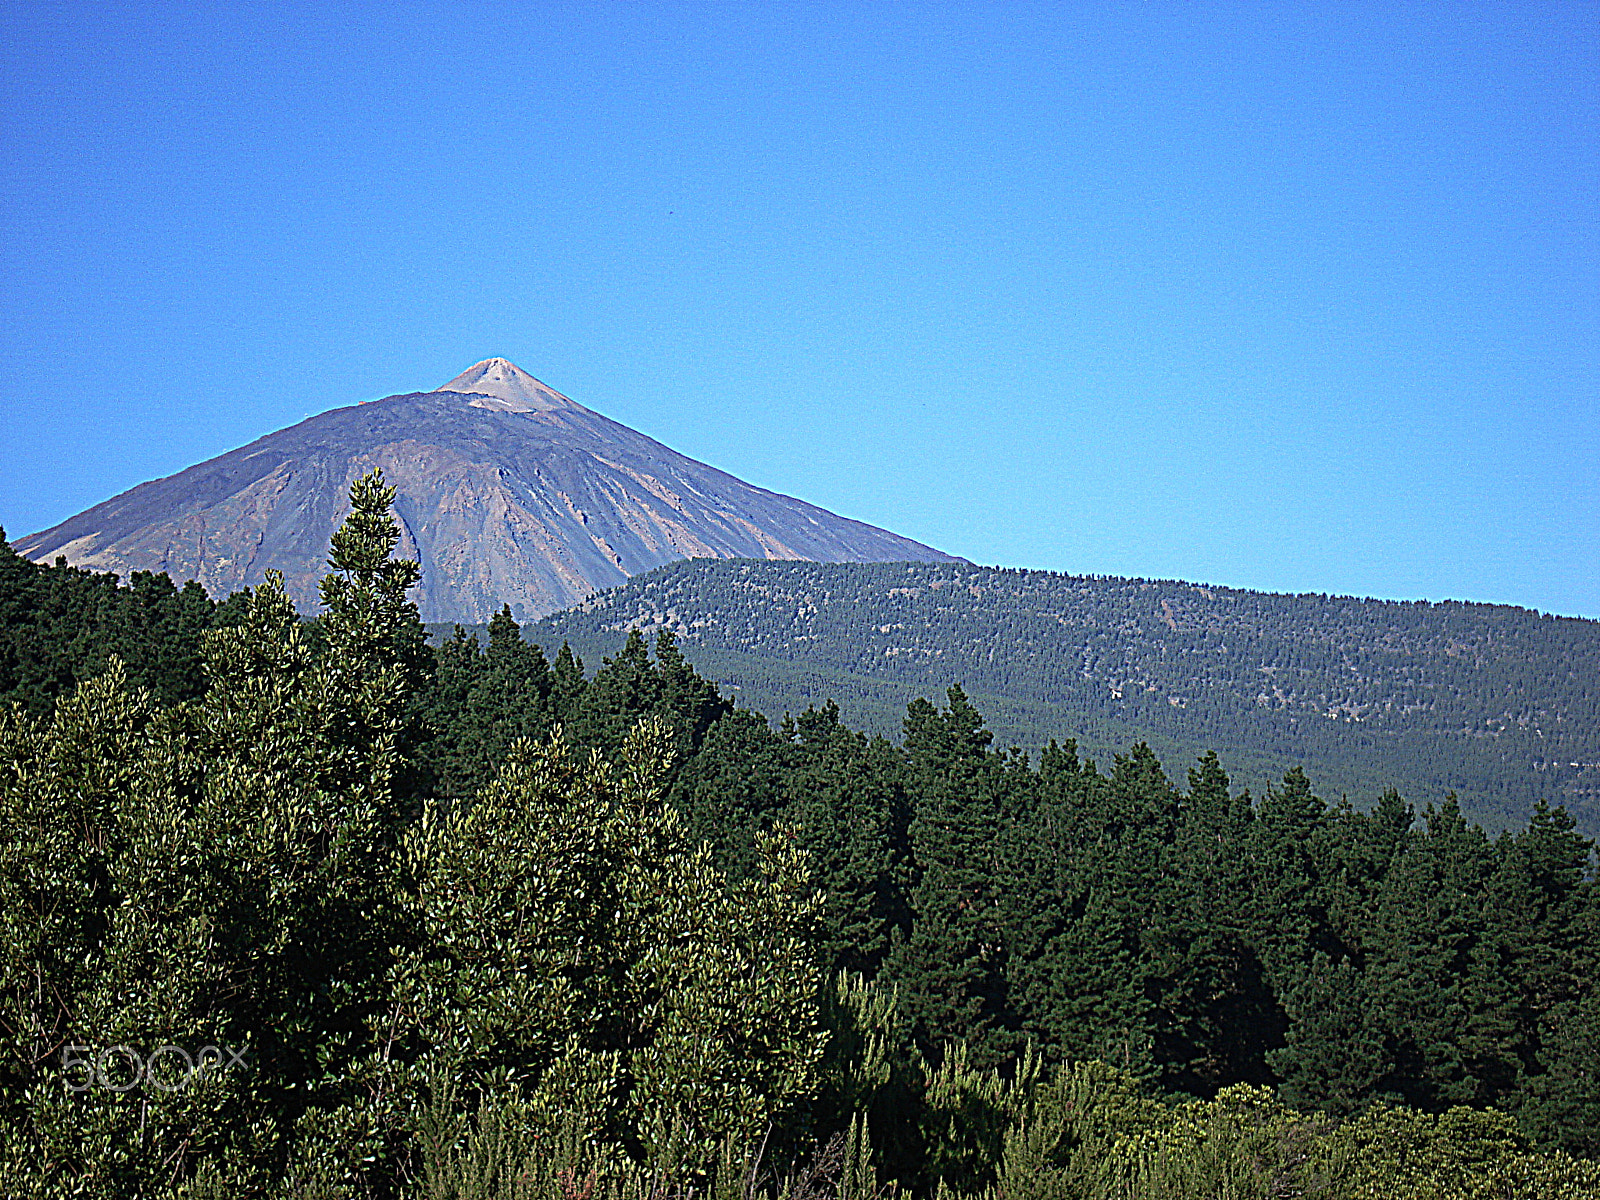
[
  {"x1": 528, "y1": 558, "x2": 1600, "y2": 837},
  {"x1": 12, "y1": 359, "x2": 959, "y2": 621}
]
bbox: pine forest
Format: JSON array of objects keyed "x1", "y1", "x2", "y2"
[{"x1": 1, "y1": 475, "x2": 1597, "y2": 1198}]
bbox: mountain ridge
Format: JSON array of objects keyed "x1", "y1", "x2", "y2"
[{"x1": 527, "y1": 557, "x2": 1600, "y2": 837}]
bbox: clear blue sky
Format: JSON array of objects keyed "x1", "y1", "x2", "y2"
[{"x1": 2, "y1": 1, "x2": 1595, "y2": 616}]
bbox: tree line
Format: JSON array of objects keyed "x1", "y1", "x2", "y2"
[{"x1": 0, "y1": 481, "x2": 1596, "y2": 1197}]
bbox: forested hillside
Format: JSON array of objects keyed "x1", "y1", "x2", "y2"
[
  {"x1": 530, "y1": 559, "x2": 1600, "y2": 837},
  {"x1": 0, "y1": 531, "x2": 247, "y2": 716},
  {"x1": 3, "y1": 491, "x2": 1598, "y2": 1196}
]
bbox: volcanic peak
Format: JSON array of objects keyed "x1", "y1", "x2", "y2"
[
  {"x1": 433, "y1": 357, "x2": 582, "y2": 414},
  {"x1": 13, "y1": 356, "x2": 961, "y2": 622}
]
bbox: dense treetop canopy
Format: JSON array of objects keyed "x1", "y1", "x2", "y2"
[{"x1": 1, "y1": 487, "x2": 1596, "y2": 1197}]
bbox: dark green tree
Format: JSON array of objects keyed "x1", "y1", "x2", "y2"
[
  {"x1": 887, "y1": 687, "x2": 1016, "y2": 1065},
  {"x1": 671, "y1": 707, "x2": 790, "y2": 879},
  {"x1": 1491, "y1": 801, "x2": 1600, "y2": 1153},
  {"x1": 785, "y1": 703, "x2": 915, "y2": 977},
  {"x1": 1150, "y1": 751, "x2": 1277, "y2": 1096},
  {"x1": 1363, "y1": 799, "x2": 1515, "y2": 1111}
]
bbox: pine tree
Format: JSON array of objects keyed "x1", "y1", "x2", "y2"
[
  {"x1": 653, "y1": 629, "x2": 731, "y2": 760},
  {"x1": 784, "y1": 703, "x2": 914, "y2": 976},
  {"x1": 1363, "y1": 798, "x2": 1511, "y2": 1110},
  {"x1": 887, "y1": 687, "x2": 1015, "y2": 1066},
  {"x1": 419, "y1": 604, "x2": 554, "y2": 800},
  {"x1": 569, "y1": 628, "x2": 660, "y2": 750},
  {"x1": 671, "y1": 707, "x2": 790, "y2": 879},
  {"x1": 1245, "y1": 767, "x2": 1331, "y2": 994},
  {"x1": 548, "y1": 641, "x2": 587, "y2": 725},
  {"x1": 1002, "y1": 738, "x2": 1105, "y2": 1066},
  {"x1": 416, "y1": 623, "x2": 489, "y2": 799},
  {"x1": 1491, "y1": 800, "x2": 1600, "y2": 1153},
  {"x1": 1150, "y1": 751, "x2": 1277, "y2": 1095},
  {"x1": 1269, "y1": 952, "x2": 1387, "y2": 1112}
]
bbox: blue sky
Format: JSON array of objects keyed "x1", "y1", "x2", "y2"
[{"x1": 2, "y1": 1, "x2": 1595, "y2": 616}]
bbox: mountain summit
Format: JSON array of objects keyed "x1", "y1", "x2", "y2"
[
  {"x1": 14, "y1": 361, "x2": 960, "y2": 621},
  {"x1": 432, "y1": 357, "x2": 585, "y2": 413}
]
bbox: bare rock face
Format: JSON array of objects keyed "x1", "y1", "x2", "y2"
[{"x1": 14, "y1": 360, "x2": 961, "y2": 622}]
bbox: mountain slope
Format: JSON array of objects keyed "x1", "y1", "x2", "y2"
[
  {"x1": 530, "y1": 558, "x2": 1600, "y2": 836},
  {"x1": 14, "y1": 360, "x2": 959, "y2": 621}
]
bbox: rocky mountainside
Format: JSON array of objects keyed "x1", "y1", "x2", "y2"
[{"x1": 13, "y1": 360, "x2": 959, "y2": 621}]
